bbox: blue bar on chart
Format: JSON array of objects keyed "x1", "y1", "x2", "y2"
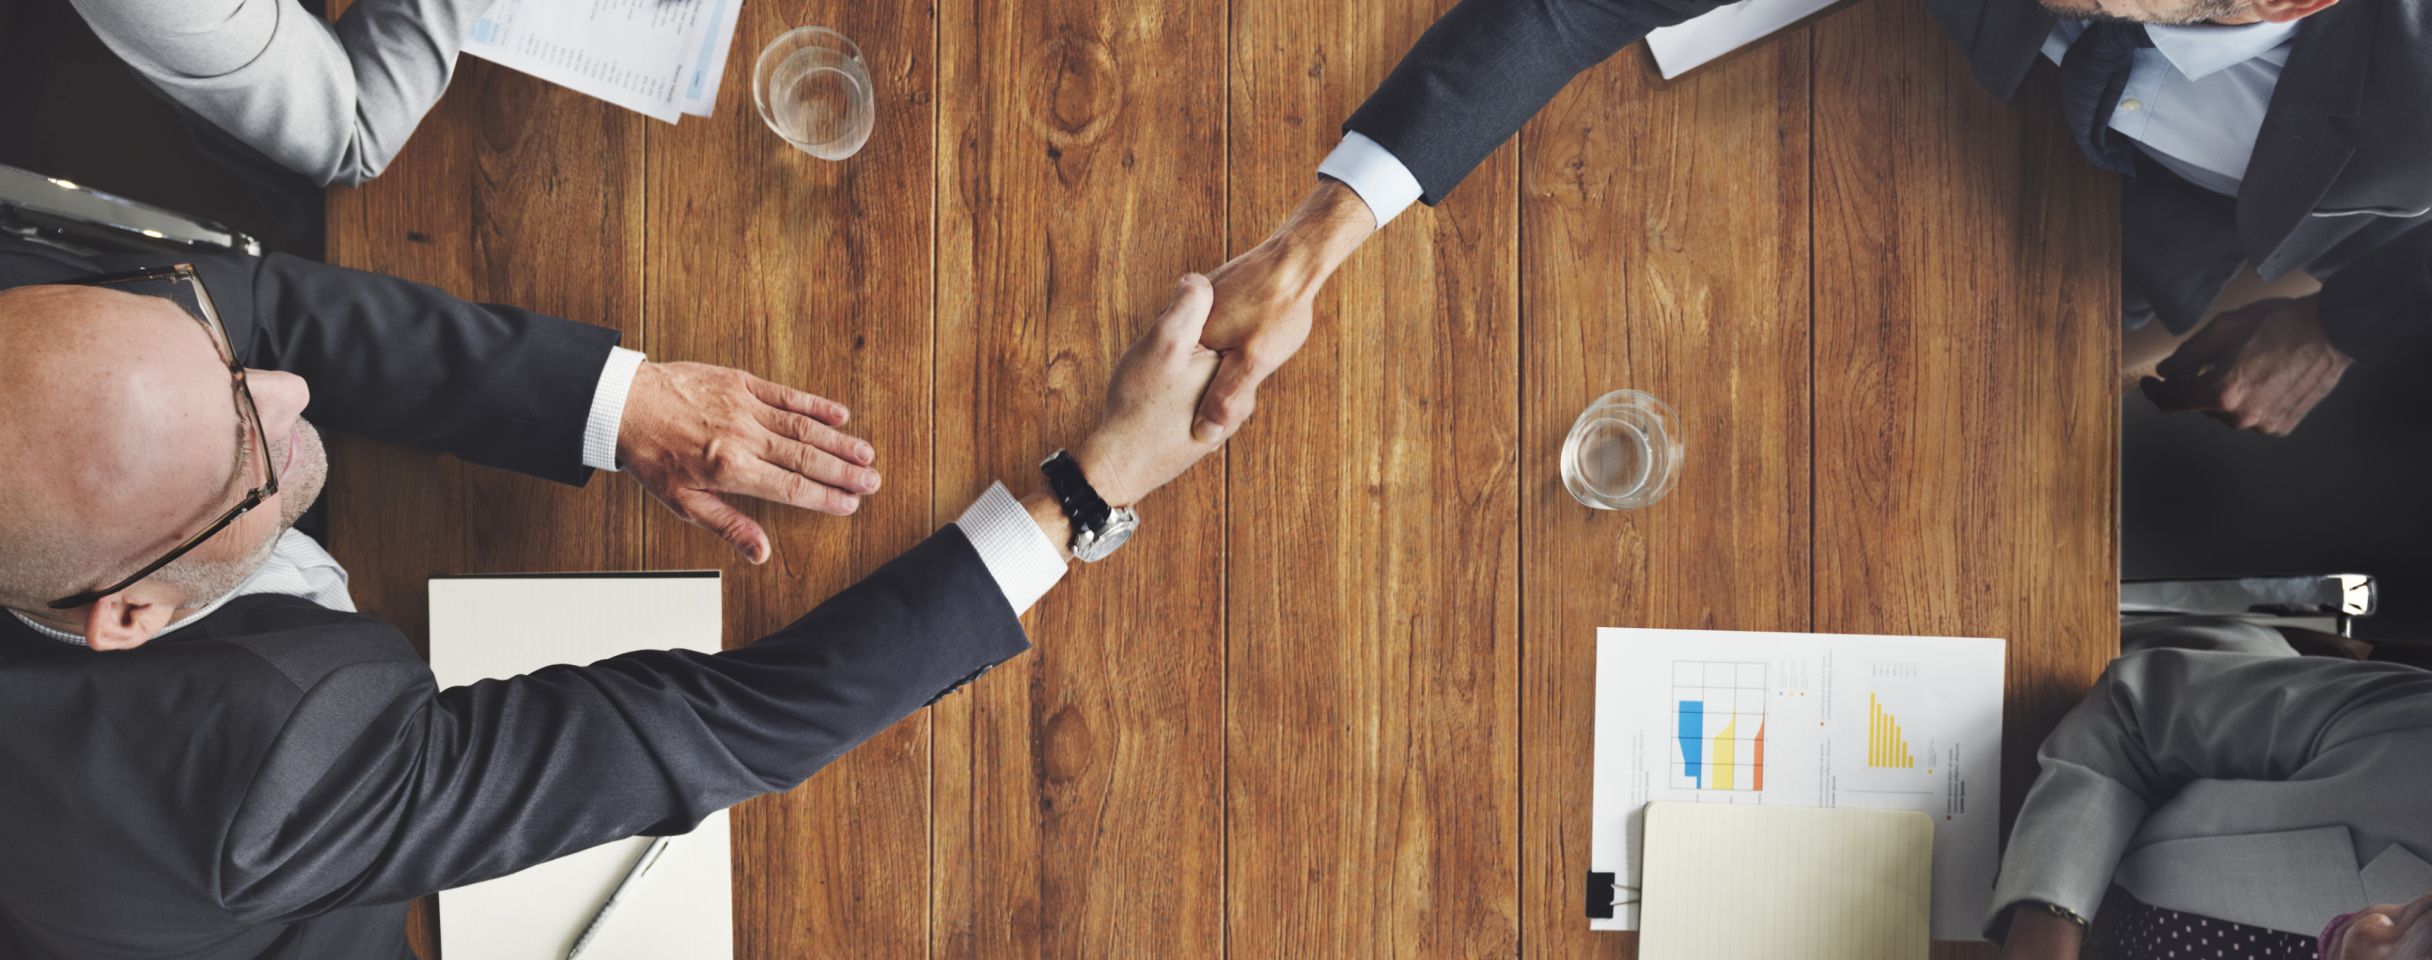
[{"x1": 1678, "y1": 699, "x2": 1704, "y2": 786}]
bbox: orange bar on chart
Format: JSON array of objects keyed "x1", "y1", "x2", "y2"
[{"x1": 1753, "y1": 721, "x2": 1765, "y2": 790}]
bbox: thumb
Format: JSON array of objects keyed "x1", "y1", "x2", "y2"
[
  {"x1": 1154, "y1": 273, "x2": 1215, "y2": 346},
  {"x1": 1194, "y1": 350, "x2": 1266, "y2": 443},
  {"x1": 674, "y1": 488, "x2": 771, "y2": 564}
]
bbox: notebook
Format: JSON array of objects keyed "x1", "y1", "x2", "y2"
[
  {"x1": 429, "y1": 572, "x2": 734, "y2": 960},
  {"x1": 1638, "y1": 802, "x2": 1932, "y2": 960},
  {"x1": 1644, "y1": 0, "x2": 1859, "y2": 80}
]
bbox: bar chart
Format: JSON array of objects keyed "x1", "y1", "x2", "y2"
[
  {"x1": 1867, "y1": 693, "x2": 1915, "y2": 769},
  {"x1": 1671, "y1": 661, "x2": 1767, "y2": 792}
]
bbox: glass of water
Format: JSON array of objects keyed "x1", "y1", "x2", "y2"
[
  {"x1": 753, "y1": 27, "x2": 875, "y2": 161},
  {"x1": 1560, "y1": 390, "x2": 1683, "y2": 510}
]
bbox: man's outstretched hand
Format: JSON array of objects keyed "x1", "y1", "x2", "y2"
[
  {"x1": 618, "y1": 361, "x2": 882, "y2": 564},
  {"x1": 1191, "y1": 178, "x2": 1376, "y2": 443},
  {"x1": 1074, "y1": 274, "x2": 1228, "y2": 508},
  {"x1": 2141, "y1": 295, "x2": 2353, "y2": 437}
]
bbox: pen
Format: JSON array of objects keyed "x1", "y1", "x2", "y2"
[{"x1": 563, "y1": 836, "x2": 673, "y2": 960}]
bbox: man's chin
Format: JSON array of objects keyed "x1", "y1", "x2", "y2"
[{"x1": 276, "y1": 420, "x2": 330, "y2": 530}]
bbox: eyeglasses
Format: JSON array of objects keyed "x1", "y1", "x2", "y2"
[{"x1": 44, "y1": 264, "x2": 279, "y2": 610}]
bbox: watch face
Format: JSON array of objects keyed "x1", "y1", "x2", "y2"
[{"x1": 1075, "y1": 508, "x2": 1139, "y2": 563}]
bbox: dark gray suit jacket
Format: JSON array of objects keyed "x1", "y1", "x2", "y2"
[
  {"x1": 1345, "y1": 0, "x2": 2432, "y2": 357},
  {"x1": 0, "y1": 239, "x2": 1031, "y2": 959}
]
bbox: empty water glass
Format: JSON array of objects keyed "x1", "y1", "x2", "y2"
[
  {"x1": 1561, "y1": 390, "x2": 1683, "y2": 510},
  {"x1": 753, "y1": 27, "x2": 875, "y2": 161}
]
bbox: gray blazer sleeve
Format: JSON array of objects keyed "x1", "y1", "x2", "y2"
[
  {"x1": 1987, "y1": 620, "x2": 2431, "y2": 937},
  {"x1": 65, "y1": 0, "x2": 496, "y2": 185},
  {"x1": 1342, "y1": 0, "x2": 1735, "y2": 205}
]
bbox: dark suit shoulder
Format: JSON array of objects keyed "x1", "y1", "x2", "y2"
[{"x1": 180, "y1": 594, "x2": 425, "y2": 694}]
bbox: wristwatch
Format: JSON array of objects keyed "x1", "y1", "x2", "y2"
[{"x1": 1040, "y1": 450, "x2": 1139, "y2": 563}]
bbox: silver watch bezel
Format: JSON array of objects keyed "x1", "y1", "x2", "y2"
[{"x1": 1071, "y1": 506, "x2": 1139, "y2": 563}]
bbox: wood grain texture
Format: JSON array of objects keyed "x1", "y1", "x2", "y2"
[
  {"x1": 321, "y1": 50, "x2": 648, "y2": 960},
  {"x1": 1812, "y1": 3, "x2": 2120, "y2": 958},
  {"x1": 1517, "y1": 28, "x2": 1815, "y2": 960},
  {"x1": 637, "y1": 1, "x2": 939, "y2": 957},
  {"x1": 1222, "y1": 0, "x2": 1521, "y2": 957},
  {"x1": 316, "y1": 0, "x2": 2121, "y2": 954},
  {"x1": 932, "y1": 0, "x2": 1228, "y2": 956}
]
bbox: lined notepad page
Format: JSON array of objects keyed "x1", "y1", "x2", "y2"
[
  {"x1": 429, "y1": 573, "x2": 734, "y2": 960},
  {"x1": 1639, "y1": 802, "x2": 1931, "y2": 960}
]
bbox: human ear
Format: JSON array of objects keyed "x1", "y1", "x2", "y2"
[{"x1": 81, "y1": 591, "x2": 177, "y2": 651}]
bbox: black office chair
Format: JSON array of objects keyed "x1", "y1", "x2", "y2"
[
  {"x1": 0, "y1": 162, "x2": 260, "y2": 257},
  {"x1": 2122, "y1": 574, "x2": 2377, "y2": 637}
]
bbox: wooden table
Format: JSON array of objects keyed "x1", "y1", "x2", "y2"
[{"x1": 326, "y1": 0, "x2": 2118, "y2": 956}]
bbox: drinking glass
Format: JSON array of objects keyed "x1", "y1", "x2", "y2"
[
  {"x1": 753, "y1": 27, "x2": 875, "y2": 161},
  {"x1": 1560, "y1": 390, "x2": 1683, "y2": 510}
]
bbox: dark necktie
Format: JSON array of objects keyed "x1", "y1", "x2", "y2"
[{"x1": 2057, "y1": 22, "x2": 2154, "y2": 175}]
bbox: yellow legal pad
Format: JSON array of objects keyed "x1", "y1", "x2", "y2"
[{"x1": 1638, "y1": 802, "x2": 1932, "y2": 960}]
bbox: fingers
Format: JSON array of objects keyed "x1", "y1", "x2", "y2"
[
  {"x1": 724, "y1": 455, "x2": 865, "y2": 517},
  {"x1": 760, "y1": 431, "x2": 883, "y2": 497},
  {"x1": 1153, "y1": 274, "x2": 1215, "y2": 348},
  {"x1": 671, "y1": 488, "x2": 772, "y2": 564},
  {"x1": 760, "y1": 407, "x2": 876, "y2": 466},
  {"x1": 1195, "y1": 350, "x2": 1269, "y2": 444},
  {"x1": 2139, "y1": 374, "x2": 2216, "y2": 414},
  {"x1": 744, "y1": 374, "x2": 852, "y2": 427}
]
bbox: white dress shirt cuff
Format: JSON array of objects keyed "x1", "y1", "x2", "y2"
[
  {"x1": 1316, "y1": 131, "x2": 1424, "y2": 229},
  {"x1": 953, "y1": 481, "x2": 1068, "y2": 617},
  {"x1": 582, "y1": 347, "x2": 647, "y2": 472}
]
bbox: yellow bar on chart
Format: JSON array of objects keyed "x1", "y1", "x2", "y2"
[{"x1": 1715, "y1": 715, "x2": 1737, "y2": 790}]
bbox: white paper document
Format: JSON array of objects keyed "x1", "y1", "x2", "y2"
[
  {"x1": 463, "y1": 0, "x2": 744, "y2": 122},
  {"x1": 1587, "y1": 627, "x2": 2005, "y2": 940},
  {"x1": 1644, "y1": 0, "x2": 1843, "y2": 80},
  {"x1": 430, "y1": 572, "x2": 734, "y2": 960}
]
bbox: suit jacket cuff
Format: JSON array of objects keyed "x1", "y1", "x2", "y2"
[
  {"x1": 1985, "y1": 768, "x2": 2149, "y2": 938},
  {"x1": 1316, "y1": 132, "x2": 1424, "y2": 228}
]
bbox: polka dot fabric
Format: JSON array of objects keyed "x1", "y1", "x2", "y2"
[{"x1": 2087, "y1": 886, "x2": 2319, "y2": 960}]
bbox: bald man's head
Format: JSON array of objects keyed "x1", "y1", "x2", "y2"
[{"x1": 0, "y1": 281, "x2": 325, "y2": 647}]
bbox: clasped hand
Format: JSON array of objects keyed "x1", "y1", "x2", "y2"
[{"x1": 613, "y1": 275, "x2": 1232, "y2": 564}]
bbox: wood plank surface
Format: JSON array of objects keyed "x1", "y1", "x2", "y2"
[
  {"x1": 1811, "y1": 3, "x2": 2121, "y2": 959},
  {"x1": 931, "y1": 0, "x2": 1229, "y2": 956},
  {"x1": 312, "y1": 0, "x2": 2123, "y2": 955},
  {"x1": 321, "y1": 46, "x2": 650, "y2": 959},
  {"x1": 638, "y1": 2, "x2": 940, "y2": 957},
  {"x1": 1222, "y1": 0, "x2": 1523, "y2": 957},
  {"x1": 1516, "y1": 26, "x2": 1815, "y2": 960}
]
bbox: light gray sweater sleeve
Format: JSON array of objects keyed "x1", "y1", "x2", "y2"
[{"x1": 67, "y1": 0, "x2": 498, "y2": 186}]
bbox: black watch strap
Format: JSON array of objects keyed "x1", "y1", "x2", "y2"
[{"x1": 1039, "y1": 450, "x2": 1111, "y2": 535}]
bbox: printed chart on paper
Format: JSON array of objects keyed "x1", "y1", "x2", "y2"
[{"x1": 1589, "y1": 628, "x2": 2005, "y2": 939}]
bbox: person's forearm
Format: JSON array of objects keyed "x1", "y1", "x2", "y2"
[
  {"x1": 1255, "y1": 178, "x2": 1378, "y2": 300},
  {"x1": 1021, "y1": 488, "x2": 1073, "y2": 562}
]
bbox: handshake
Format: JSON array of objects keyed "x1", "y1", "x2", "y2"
[{"x1": 618, "y1": 179, "x2": 1380, "y2": 562}]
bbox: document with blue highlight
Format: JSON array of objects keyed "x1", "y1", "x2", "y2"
[{"x1": 1586, "y1": 627, "x2": 2004, "y2": 940}]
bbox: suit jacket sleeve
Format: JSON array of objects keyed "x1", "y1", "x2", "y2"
[
  {"x1": 1985, "y1": 622, "x2": 2427, "y2": 936},
  {"x1": 213, "y1": 526, "x2": 1030, "y2": 921},
  {"x1": 1342, "y1": 0, "x2": 1735, "y2": 205},
  {"x1": 196, "y1": 249, "x2": 621, "y2": 486},
  {"x1": 2318, "y1": 219, "x2": 2432, "y2": 361}
]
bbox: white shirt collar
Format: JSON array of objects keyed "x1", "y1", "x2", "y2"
[
  {"x1": 2143, "y1": 19, "x2": 2299, "y2": 81},
  {"x1": 7, "y1": 528, "x2": 355, "y2": 647}
]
